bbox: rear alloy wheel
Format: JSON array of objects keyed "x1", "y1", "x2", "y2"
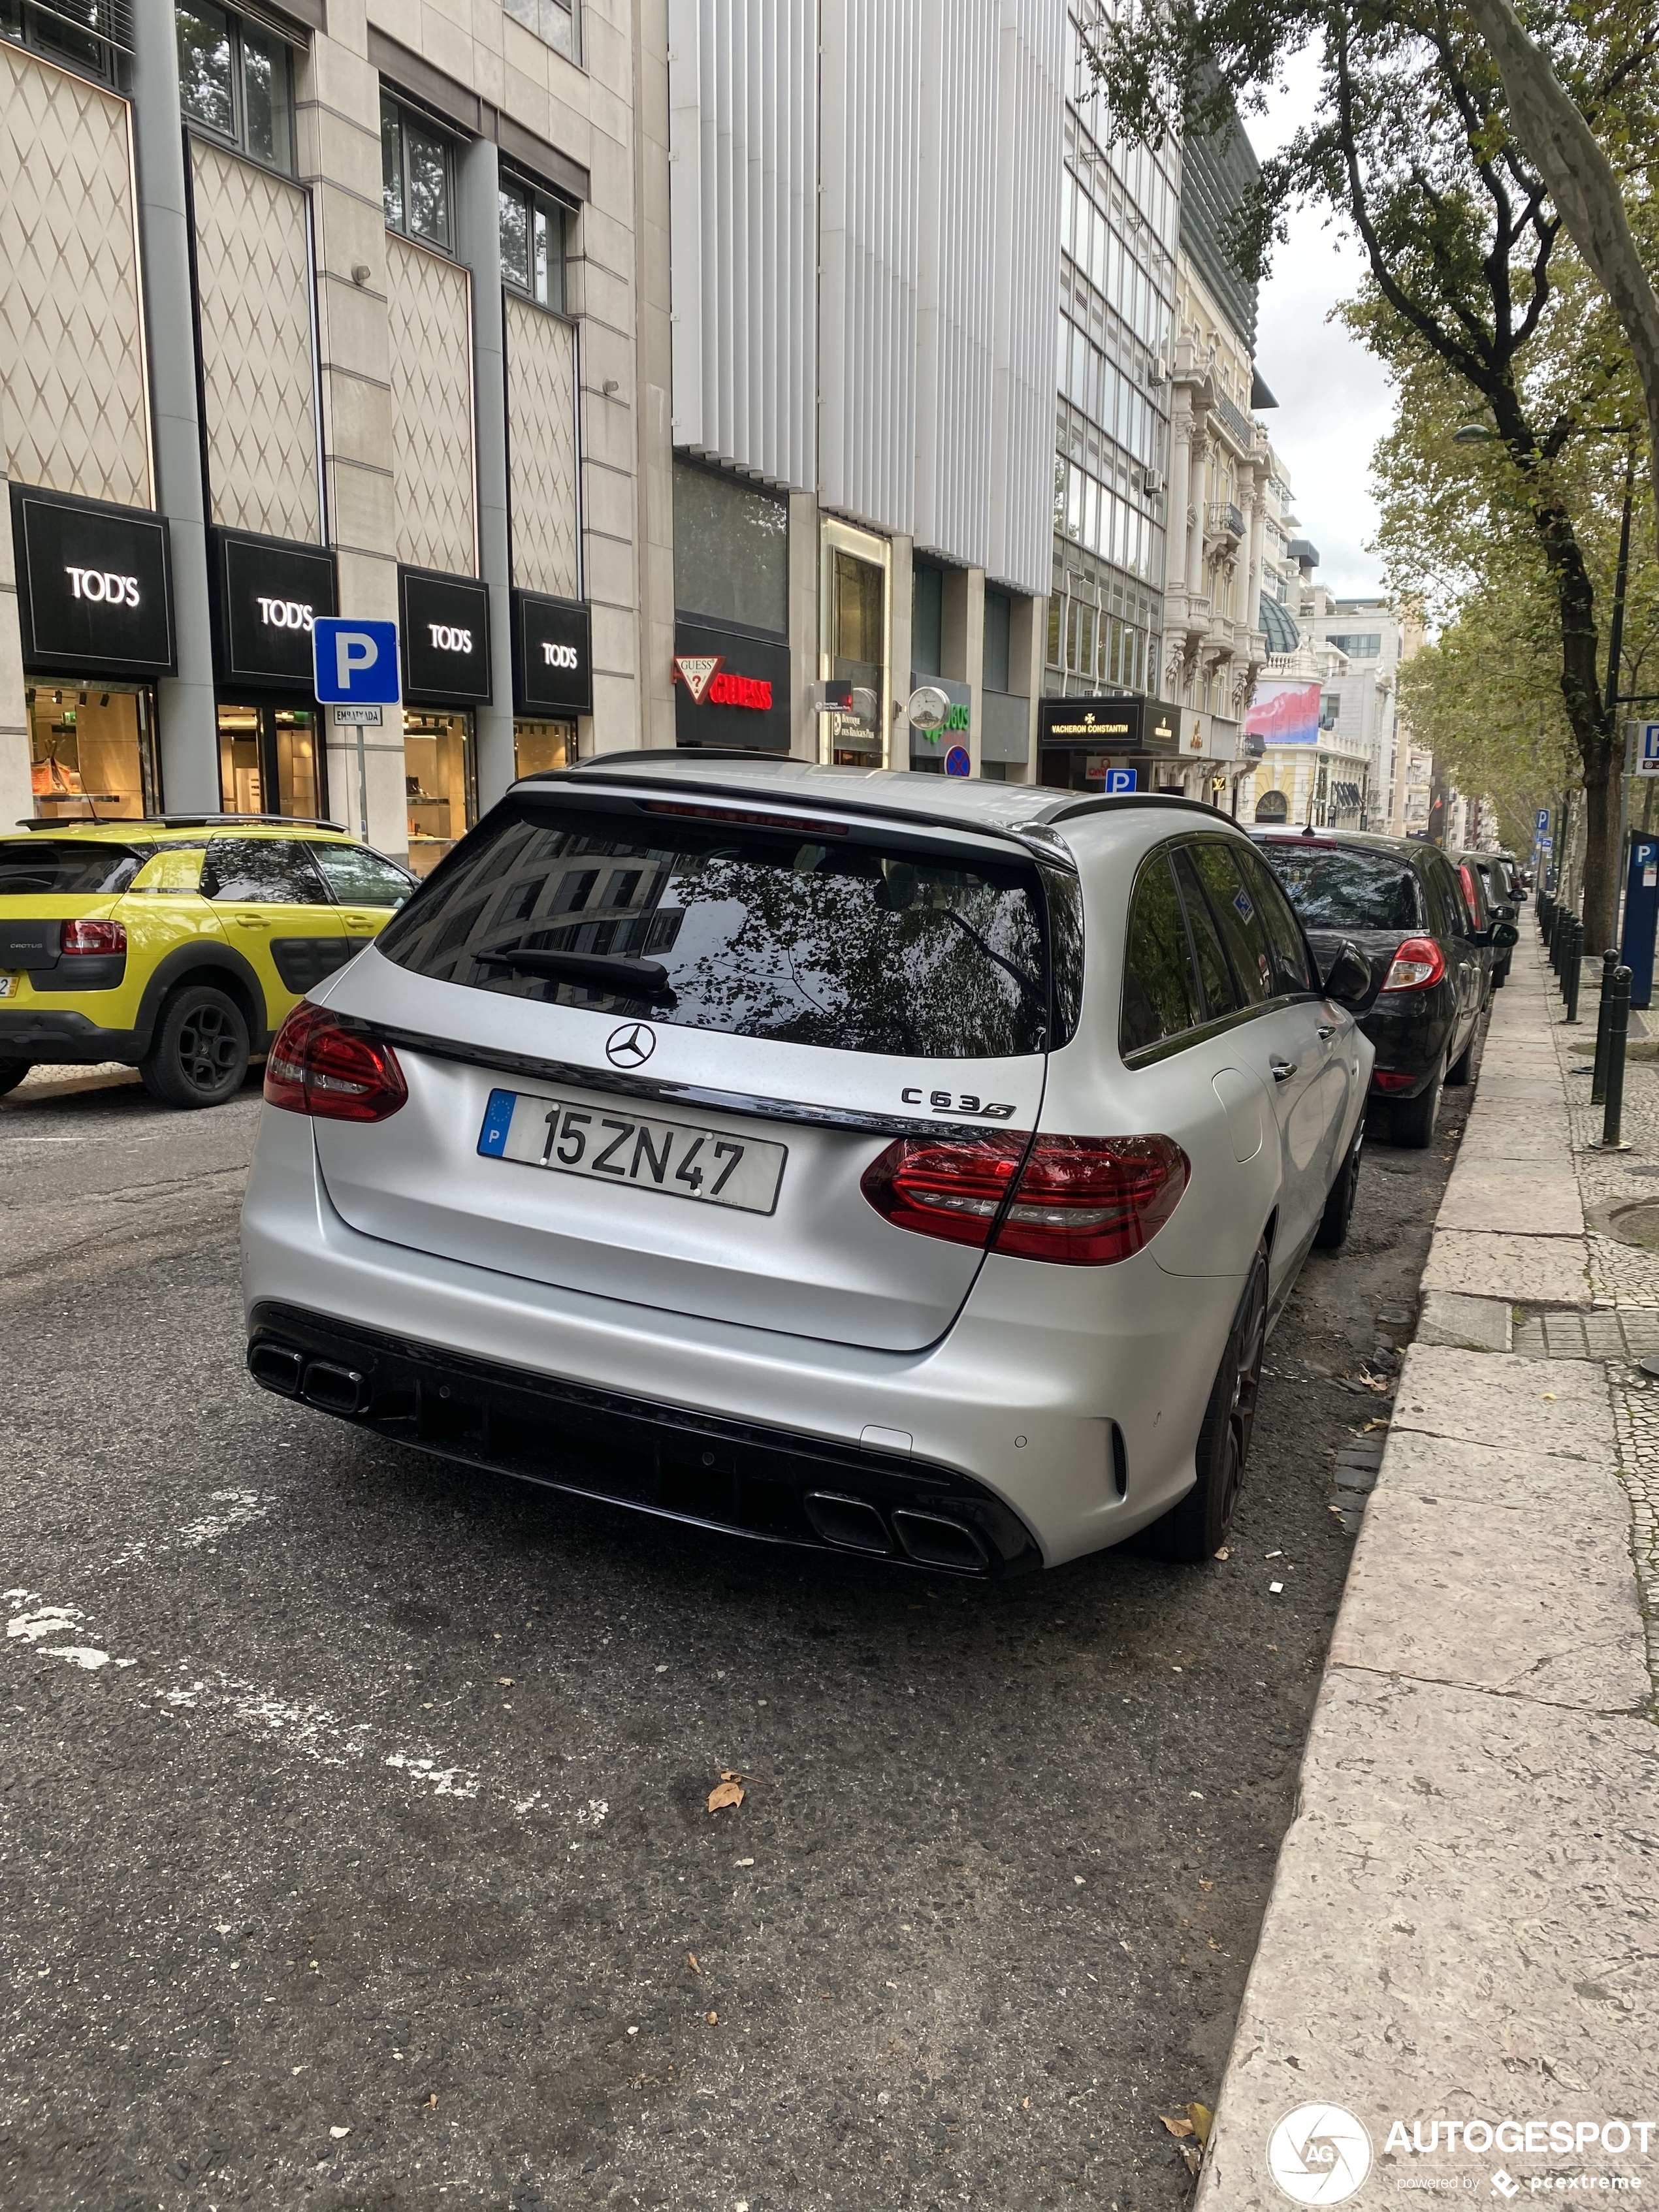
[
  {"x1": 1314, "y1": 1118, "x2": 1364, "y2": 1250},
  {"x1": 1136, "y1": 1242, "x2": 1269, "y2": 1563},
  {"x1": 140, "y1": 984, "x2": 250, "y2": 1108},
  {"x1": 1387, "y1": 1055, "x2": 1445, "y2": 1148},
  {"x1": 0, "y1": 1060, "x2": 31, "y2": 1098}
]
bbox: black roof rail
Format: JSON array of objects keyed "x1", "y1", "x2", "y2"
[{"x1": 14, "y1": 812, "x2": 348, "y2": 833}]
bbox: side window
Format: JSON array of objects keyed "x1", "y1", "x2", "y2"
[
  {"x1": 1423, "y1": 858, "x2": 1461, "y2": 938},
  {"x1": 1171, "y1": 848, "x2": 1242, "y2": 1021},
  {"x1": 1239, "y1": 846, "x2": 1315, "y2": 994},
  {"x1": 1120, "y1": 849, "x2": 1201, "y2": 1056},
  {"x1": 1188, "y1": 841, "x2": 1274, "y2": 1006},
  {"x1": 310, "y1": 843, "x2": 415, "y2": 909},
  {"x1": 1458, "y1": 861, "x2": 1487, "y2": 928},
  {"x1": 202, "y1": 839, "x2": 331, "y2": 905}
]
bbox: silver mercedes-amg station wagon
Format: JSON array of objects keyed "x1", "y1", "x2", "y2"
[{"x1": 240, "y1": 756, "x2": 1373, "y2": 1575}]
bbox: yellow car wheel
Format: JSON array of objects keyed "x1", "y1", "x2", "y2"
[
  {"x1": 138, "y1": 984, "x2": 251, "y2": 1110},
  {"x1": 0, "y1": 1061, "x2": 29, "y2": 1098}
]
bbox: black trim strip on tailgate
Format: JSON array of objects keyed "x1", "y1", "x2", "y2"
[{"x1": 337, "y1": 1016, "x2": 1029, "y2": 1140}]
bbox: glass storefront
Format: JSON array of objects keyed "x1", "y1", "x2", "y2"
[
  {"x1": 404, "y1": 709, "x2": 477, "y2": 875},
  {"x1": 514, "y1": 717, "x2": 577, "y2": 778},
  {"x1": 27, "y1": 682, "x2": 159, "y2": 820},
  {"x1": 216, "y1": 701, "x2": 325, "y2": 819},
  {"x1": 820, "y1": 522, "x2": 889, "y2": 768}
]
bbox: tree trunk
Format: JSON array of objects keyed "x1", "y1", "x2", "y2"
[
  {"x1": 1464, "y1": 0, "x2": 1659, "y2": 562},
  {"x1": 1532, "y1": 492, "x2": 1617, "y2": 947}
]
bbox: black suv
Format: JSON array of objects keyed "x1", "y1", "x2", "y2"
[{"x1": 1253, "y1": 829, "x2": 1515, "y2": 1147}]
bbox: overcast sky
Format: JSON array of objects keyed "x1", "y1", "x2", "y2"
[{"x1": 1248, "y1": 53, "x2": 1397, "y2": 598}]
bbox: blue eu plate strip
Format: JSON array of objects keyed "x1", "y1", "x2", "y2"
[{"x1": 477, "y1": 1087, "x2": 517, "y2": 1157}]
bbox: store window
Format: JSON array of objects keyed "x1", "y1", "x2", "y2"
[
  {"x1": 216, "y1": 702, "x2": 324, "y2": 820},
  {"x1": 176, "y1": 2, "x2": 294, "y2": 173},
  {"x1": 514, "y1": 719, "x2": 577, "y2": 780},
  {"x1": 822, "y1": 530, "x2": 888, "y2": 768},
  {"x1": 2, "y1": 0, "x2": 126, "y2": 84},
  {"x1": 381, "y1": 93, "x2": 453, "y2": 251},
  {"x1": 27, "y1": 684, "x2": 158, "y2": 820},
  {"x1": 500, "y1": 172, "x2": 568, "y2": 312},
  {"x1": 673, "y1": 463, "x2": 788, "y2": 637},
  {"x1": 404, "y1": 709, "x2": 476, "y2": 874}
]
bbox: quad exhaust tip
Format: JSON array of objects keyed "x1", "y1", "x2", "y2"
[
  {"x1": 805, "y1": 1490, "x2": 988, "y2": 1573},
  {"x1": 247, "y1": 1339, "x2": 367, "y2": 1415}
]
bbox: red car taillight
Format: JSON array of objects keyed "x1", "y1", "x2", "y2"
[
  {"x1": 263, "y1": 1003, "x2": 407, "y2": 1122},
  {"x1": 861, "y1": 1133, "x2": 1189, "y2": 1266},
  {"x1": 1379, "y1": 936, "x2": 1445, "y2": 992},
  {"x1": 61, "y1": 918, "x2": 126, "y2": 954}
]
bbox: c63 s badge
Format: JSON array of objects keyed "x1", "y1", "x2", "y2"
[{"x1": 902, "y1": 1087, "x2": 1016, "y2": 1119}]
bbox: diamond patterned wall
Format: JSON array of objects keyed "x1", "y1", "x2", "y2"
[
  {"x1": 1, "y1": 47, "x2": 150, "y2": 505},
  {"x1": 506, "y1": 298, "x2": 579, "y2": 599},
  {"x1": 191, "y1": 139, "x2": 320, "y2": 542},
  {"x1": 389, "y1": 238, "x2": 475, "y2": 575}
]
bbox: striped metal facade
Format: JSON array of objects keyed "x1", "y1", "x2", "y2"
[
  {"x1": 667, "y1": 0, "x2": 818, "y2": 492},
  {"x1": 667, "y1": 0, "x2": 1062, "y2": 596}
]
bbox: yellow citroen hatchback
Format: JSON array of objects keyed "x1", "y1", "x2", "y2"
[{"x1": 0, "y1": 816, "x2": 416, "y2": 1107}]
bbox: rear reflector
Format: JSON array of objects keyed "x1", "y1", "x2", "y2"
[
  {"x1": 61, "y1": 918, "x2": 125, "y2": 955},
  {"x1": 264, "y1": 1003, "x2": 407, "y2": 1122},
  {"x1": 1370, "y1": 1068, "x2": 1419, "y2": 1093},
  {"x1": 861, "y1": 1132, "x2": 1188, "y2": 1266},
  {"x1": 1380, "y1": 936, "x2": 1444, "y2": 991}
]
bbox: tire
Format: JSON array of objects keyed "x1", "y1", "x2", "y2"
[
  {"x1": 1446, "y1": 1012, "x2": 1483, "y2": 1087},
  {"x1": 1136, "y1": 1242, "x2": 1269, "y2": 1563},
  {"x1": 1314, "y1": 1117, "x2": 1364, "y2": 1250},
  {"x1": 1387, "y1": 1056, "x2": 1445, "y2": 1148},
  {"x1": 138, "y1": 984, "x2": 250, "y2": 1108},
  {"x1": 0, "y1": 1061, "x2": 32, "y2": 1098}
]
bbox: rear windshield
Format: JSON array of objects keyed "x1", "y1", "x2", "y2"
[
  {"x1": 376, "y1": 797, "x2": 1055, "y2": 1059},
  {"x1": 1256, "y1": 842, "x2": 1421, "y2": 933},
  {"x1": 0, "y1": 839, "x2": 141, "y2": 896}
]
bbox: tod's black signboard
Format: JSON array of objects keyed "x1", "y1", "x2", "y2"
[
  {"x1": 513, "y1": 590, "x2": 592, "y2": 716},
  {"x1": 400, "y1": 567, "x2": 492, "y2": 705},
  {"x1": 210, "y1": 527, "x2": 338, "y2": 690},
  {"x1": 11, "y1": 484, "x2": 176, "y2": 677}
]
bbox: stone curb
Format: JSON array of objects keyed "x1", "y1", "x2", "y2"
[{"x1": 1193, "y1": 920, "x2": 1657, "y2": 2207}]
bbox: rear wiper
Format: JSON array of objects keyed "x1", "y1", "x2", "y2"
[
  {"x1": 939, "y1": 908, "x2": 1045, "y2": 1003},
  {"x1": 475, "y1": 944, "x2": 676, "y2": 1000}
]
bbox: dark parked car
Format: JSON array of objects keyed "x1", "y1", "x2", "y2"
[
  {"x1": 1253, "y1": 829, "x2": 1516, "y2": 1147},
  {"x1": 1461, "y1": 851, "x2": 1519, "y2": 985}
]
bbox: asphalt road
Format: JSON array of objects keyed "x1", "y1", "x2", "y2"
[{"x1": 2, "y1": 1055, "x2": 1470, "y2": 2212}]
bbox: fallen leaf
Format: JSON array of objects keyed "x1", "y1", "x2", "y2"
[
  {"x1": 496, "y1": 1677, "x2": 515, "y2": 1687},
  {"x1": 1022, "y1": 2096, "x2": 1031, "y2": 2111},
  {"x1": 707, "y1": 1780, "x2": 745, "y2": 1813},
  {"x1": 736, "y1": 1857, "x2": 756, "y2": 1868},
  {"x1": 1213, "y1": 1547, "x2": 1231, "y2": 1561},
  {"x1": 1159, "y1": 2113, "x2": 1195, "y2": 2139},
  {"x1": 1182, "y1": 2144, "x2": 1202, "y2": 2175},
  {"x1": 686, "y1": 1951, "x2": 701, "y2": 1976},
  {"x1": 423, "y1": 2094, "x2": 438, "y2": 2110},
  {"x1": 329, "y1": 2126, "x2": 351, "y2": 2140},
  {"x1": 1541, "y1": 1392, "x2": 1557, "y2": 1402},
  {"x1": 706, "y1": 2010, "x2": 718, "y2": 2025},
  {"x1": 719, "y1": 1769, "x2": 748, "y2": 1782},
  {"x1": 1198, "y1": 1878, "x2": 1214, "y2": 1893},
  {"x1": 1362, "y1": 1419, "x2": 1389, "y2": 1433},
  {"x1": 1189, "y1": 2102, "x2": 1214, "y2": 2144}
]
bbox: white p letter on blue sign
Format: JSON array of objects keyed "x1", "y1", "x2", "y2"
[{"x1": 313, "y1": 616, "x2": 400, "y2": 704}]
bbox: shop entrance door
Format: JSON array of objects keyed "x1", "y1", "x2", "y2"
[{"x1": 216, "y1": 702, "x2": 327, "y2": 820}]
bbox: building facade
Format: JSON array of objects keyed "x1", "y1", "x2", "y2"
[{"x1": 3, "y1": 0, "x2": 653, "y2": 862}]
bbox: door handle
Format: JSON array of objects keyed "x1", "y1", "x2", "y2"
[{"x1": 1269, "y1": 1057, "x2": 1298, "y2": 1082}]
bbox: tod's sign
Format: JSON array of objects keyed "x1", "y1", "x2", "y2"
[
  {"x1": 210, "y1": 528, "x2": 337, "y2": 690},
  {"x1": 10, "y1": 484, "x2": 175, "y2": 677},
  {"x1": 513, "y1": 590, "x2": 591, "y2": 716}
]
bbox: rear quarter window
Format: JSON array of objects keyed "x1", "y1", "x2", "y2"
[
  {"x1": 376, "y1": 797, "x2": 1060, "y2": 1060},
  {"x1": 1120, "y1": 848, "x2": 1200, "y2": 1055},
  {"x1": 0, "y1": 841, "x2": 141, "y2": 896}
]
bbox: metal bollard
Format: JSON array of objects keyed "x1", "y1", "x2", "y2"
[
  {"x1": 1592, "y1": 965, "x2": 1632, "y2": 1150},
  {"x1": 1564, "y1": 919, "x2": 1584, "y2": 1021},
  {"x1": 1592, "y1": 947, "x2": 1619, "y2": 1102},
  {"x1": 1540, "y1": 893, "x2": 1556, "y2": 948}
]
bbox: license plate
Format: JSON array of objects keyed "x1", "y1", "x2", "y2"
[
  {"x1": 0, "y1": 974, "x2": 15, "y2": 997},
  {"x1": 477, "y1": 1088, "x2": 787, "y2": 1215}
]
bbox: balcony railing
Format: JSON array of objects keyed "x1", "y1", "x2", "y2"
[
  {"x1": 1207, "y1": 502, "x2": 1246, "y2": 542},
  {"x1": 1213, "y1": 389, "x2": 1254, "y2": 448}
]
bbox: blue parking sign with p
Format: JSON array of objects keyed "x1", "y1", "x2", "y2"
[
  {"x1": 313, "y1": 617, "x2": 400, "y2": 704},
  {"x1": 1536, "y1": 808, "x2": 1549, "y2": 839},
  {"x1": 1104, "y1": 768, "x2": 1137, "y2": 793}
]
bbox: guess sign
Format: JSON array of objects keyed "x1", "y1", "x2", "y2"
[
  {"x1": 11, "y1": 483, "x2": 175, "y2": 677},
  {"x1": 400, "y1": 568, "x2": 491, "y2": 705},
  {"x1": 707, "y1": 670, "x2": 772, "y2": 710},
  {"x1": 672, "y1": 622, "x2": 789, "y2": 754}
]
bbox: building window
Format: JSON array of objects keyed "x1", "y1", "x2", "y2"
[
  {"x1": 673, "y1": 461, "x2": 788, "y2": 637},
  {"x1": 502, "y1": 0, "x2": 575, "y2": 62},
  {"x1": 2, "y1": 0, "x2": 129, "y2": 84},
  {"x1": 381, "y1": 92, "x2": 453, "y2": 251},
  {"x1": 499, "y1": 172, "x2": 568, "y2": 311},
  {"x1": 1325, "y1": 632, "x2": 1381, "y2": 658},
  {"x1": 176, "y1": 3, "x2": 294, "y2": 173}
]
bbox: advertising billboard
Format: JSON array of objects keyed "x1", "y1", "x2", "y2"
[{"x1": 1246, "y1": 677, "x2": 1321, "y2": 746}]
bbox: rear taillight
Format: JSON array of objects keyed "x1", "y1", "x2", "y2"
[
  {"x1": 263, "y1": 1003, "x2": 407, "y2": 1122},
  {"x1": 1380, "y1": 937, "x2": 1445, "y2": 992},
  {"x1": 861, "y1": 1133, "x2": 1188, "y2": 1266},
  {"x1": 60, "y1": 918, "x2": 125, "y2": 955}
]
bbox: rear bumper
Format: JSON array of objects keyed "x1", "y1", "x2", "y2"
[
  {"x1": 0, "y1": 1008, "x2": 142, "y2": 1065},
  {"x1": 248, "y1": 1301, "x2": 1041, "y2": 1577},
  {"x1": 239, "y1": 1108, "x2": 1245, "y2": 1569}
]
